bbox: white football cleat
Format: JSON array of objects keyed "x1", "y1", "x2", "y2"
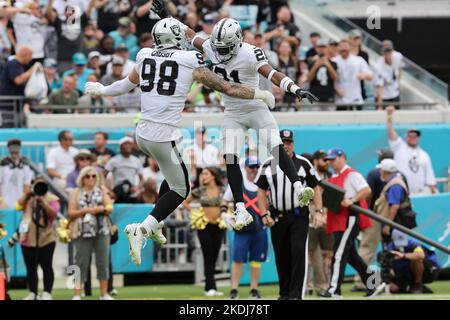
[
  {"x1": 41, "y1": 291, "x2": 53, "y2": 300},
  {"x1": 99, "y1": 294, "x2": 115, "y2": 300},
  {"x1": 295, "y1": 185, "x2": 315, "y2": 207},
  {"x1": 147, "y1": 221, "x2": 167, "y2": 245},
  {"x1": 124, "y1": 223, "x2": 147, "y2": 265},
  {"x1": 205, "y1": 289, "x2": 224, "y2": 297},
  {"x1": 233, "y1": 207, "x2": 253, "y2": 231}
]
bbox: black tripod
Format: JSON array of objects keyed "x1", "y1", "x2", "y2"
[{"x1": 32, "y1": 199, "x2": 47, "y2": 300}]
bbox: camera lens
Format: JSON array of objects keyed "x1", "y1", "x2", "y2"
[{"x1": 33, "y1": 181, "x2": 48, "y2": 196}]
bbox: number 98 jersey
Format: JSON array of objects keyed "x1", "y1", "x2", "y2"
[
  {"x1": 135, "y1": 47, "x2": 206, "y2": 126},
  {"x1": 202, "y1": 39, "x2": 270, "y2": 113}
]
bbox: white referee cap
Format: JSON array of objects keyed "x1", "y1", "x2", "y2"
[{"x1": 376, "y1": 159, "x2": 398, "y2": 173}]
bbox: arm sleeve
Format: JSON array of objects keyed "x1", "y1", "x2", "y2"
[
  {"x1": 101, "y1": 77, "x2": 137, "y2": 96},
  {"x1": 348, "y1": 171, "x2": 369, "y2": 193},
  {"x1": 255, "y1": 174, "x2": 269, "y2": 190},
  {"x1": 222, "y1": 185, "x2": 233, "y2": 202},
  {"x1": 46, "y1": 149, "x2": 56, "y2": 170},
  {"x1": 7, "y1": 63, "x2": 23, "y2": 82}
]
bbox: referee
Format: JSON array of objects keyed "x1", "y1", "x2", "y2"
[{"x1": 255, "y1": 129, "x2": 325, "y2": 300}]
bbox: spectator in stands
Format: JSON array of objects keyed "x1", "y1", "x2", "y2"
[
  {"x1": 0, "y1": 46, "x2": 35, "y2": 96},
  {"x1": 386, "y1": 106, "x2": 436, "y2": 194},
  {"x1": 89, "y1": 131, "x2": 116, "y2": 168},
  {"x1": 307, "y1": 150, "x2": 333, "y2": 297},
  {"x1": 80, "y1": 73, "x2": 112, "y2": 113},
  {"x1": 333, "y1": 39, "x2": 372, "y2": 110},
  {"x1": 46, "y1": 130, "x2": 79, "y2": 189},
  {"x1": 130, "y1": 32, "x2": 153, "y2": 61},
  {"x1": 173, "y1": 0, "x2": 195, "y2": 21},
  {"x1": 223, "y1": 157, "x2": 267, "y2": 299},
  {"x1": 255, "y1": 0, "x2": 273, "y2": 33},
  {"x1": 43, "y1": 58, "x2": 61, "y2": 93},
  {"x1": 198, "y1": 0, "x2": 222, "y2": 21},
  {"x1": 183, "y1": 167, "x2": 228, "y2": 297},
  {"x1": 375, "y1": 41, "x2": 403, "y2": 110},
  {"x1": 101, "y1": 55, "x2": 124, "y2": 85},
  {"x1": 327, "y1": 39, "x2": 339, "y2": 58},
  {"x1": 0, "y1": 139, "x2": 33, "y2": 208},
  {"x1": 275, "y1": 40, "x2": 301, "y2": 108},
  {"x1": 305, "y1": 32, "x2": 321, "y2": 64},
  {"x1": 87, "y1": 51, "x2": 102, "y2": 76},
  {"x1": 66, "y1": 149, "x2": 94, "y2": 190},
  {"x1": 46, "y1": 75, "x2": 79, "y2": 113},
  {"x1": 189, "y1": 126, "x2": 220, "y2": 176},
  {"x1": 45, "y1": 0, "x2": 93, "y2": 73},
  {"x1": 105, "y1": 46, "x2": 134, "y2": 77},
  {"x1": 108, "y1": 17, "x2": 138, "y2": 52},
  {"x1": 68, "y1": 166, "x2": 114, "y2": 300},
  {"x1": 264, "y1": 5, "x2": 301, "y2": 52},
  {"x1": 197, "y1": 17, "x2": 215, "y2": 39},
  {"x1": 142, "y1": 156, "x2": 164, "y2": 191},
  {"x1": 134, "y1": 0, "x2": 175, "y2": 37},
  {"x1": 307, "y1": 38, "x2": 338, "y2": 106},
  {"x1": 348, "y1": 29, "x2": 369, "y2": 101},
  {"x1": 0, "y1": 3, "x2": 12, "y2": 63},
  {"x1": 8, "y1": 1, "x2": 46, "y2": 64},
  {"x1": 17, "y1": 176, "x2": 60, "y2": 300},
  {"x1": 104, "y1": 136, "x2": 144, "y2": 203},
  {"x1": 96, "y1": 0, "x2": 131, "y2": 34},
  {"x1": 62, "y1": 52, "x2": 94, "y2": 94},
  {"x1": 97, "y1": 35, "x2": 115, "y2": 66},
  {"x1": 139, "y1": 177, "x2": 158, "y2": 204},
  {"x1": 185, "y1": 11, "x2": 202, "y2": 33},
  {"x1": 83, "y1": 22, "x2": 102, "y2": 53}
]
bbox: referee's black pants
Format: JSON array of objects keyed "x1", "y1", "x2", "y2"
[
  {"x1": 270, "y1": 211, "x2": 309, "y2": 300},
  {"x1": 328, "y1": 214, "x2": 370, "y2": 295}
]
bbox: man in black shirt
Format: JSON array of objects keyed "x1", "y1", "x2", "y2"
[
  {"x1": 89, "y1": 132, "x2": 116, "y2": 169},
  {"x1": 255, "y1": 129, "x2": 325, "y2": 300},
  {"x1": 307, "y1": 39, "x2": 338, "y2": 105},
  {"x1": 45, "y1": 0, "x2": 91, "y2": 73},
  {"x1": 264, "y1": 6, "x2": 301, "y2": 52},
  {"x1": 0, "y1": 46, "x2": 34, "y2": 96},
  {"x1": 305, "y1": 32, "x2": 321, "y2": 64}
]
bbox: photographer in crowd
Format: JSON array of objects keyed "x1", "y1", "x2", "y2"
[
  {"x1": 16, "y1": 177, "x2": 60, "y2": 300},
  {"x1": 68, "y1": 166, "x2": 114, "y2": 300},
  {"x1": 384, "y1": 230, "x2": 440, "y2": 294}
]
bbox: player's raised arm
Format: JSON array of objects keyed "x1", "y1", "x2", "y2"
[
  {"x1": 258, "y1": 63, "x2": 319, "y2": 104},
  {"x1": 151, "y1": 0, "x2": 205, "y2": 52},
  {"x1": 85, "y1": 68, "x2": 139, "y2": 96},
  {"x1": 192, "y1": 67, "x2": 275, "y2": 108}
]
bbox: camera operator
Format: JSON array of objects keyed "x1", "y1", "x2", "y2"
[
  {"x1": 384, "y1": 230, "x2": 440, "y2": 294},
  {"x1": 16, "y1": 176, "x2": 60, "y2": 300}
]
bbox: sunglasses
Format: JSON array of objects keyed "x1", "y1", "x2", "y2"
[
  {"x1": 84, "y1": 174, "x2": 97, "y2": 179},
  {"x1": 78, "y1": 157, "x2": 90, "y2": 161},
  {"x1": 248, "y1": 165, "x2": 260, "y2": 169}
]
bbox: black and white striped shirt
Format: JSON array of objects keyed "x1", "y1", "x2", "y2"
[{"x1": 254, "y1": 153, "x2": 321, "y2": 213}]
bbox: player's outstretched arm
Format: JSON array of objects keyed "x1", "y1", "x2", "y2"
[
  {"x1": 258, "y1": 64, "x2": 319, "y2": 104},
  {"x1": 192, "y1": 67, "x2": 275, "y2": 108},
  {"x1": 85, "y1": 68, "x2": 139, "y2": 96}
]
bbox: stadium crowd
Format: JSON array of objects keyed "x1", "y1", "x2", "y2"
[{"x1": 0, "y1": 0, "x2": 404, "y2": 126}]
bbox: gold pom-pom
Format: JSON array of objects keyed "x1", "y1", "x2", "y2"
[
  {"x1": 0, "y1": 223, "x2": 7, "y2": 240},
  {"x1": 190, "y1": 208, "x2": 208, "y2": 230},
  {"x1": 56, "y1": 219, "x2": 71, "y2": 244}
]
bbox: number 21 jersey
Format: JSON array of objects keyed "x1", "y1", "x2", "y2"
[{"x1": 202, "y1": 40, "x2": 269, "y2": 113}]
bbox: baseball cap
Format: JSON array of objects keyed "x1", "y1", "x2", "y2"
[
  {"x1": 119, "y1": 136, "x2": 134, "y2": 146},
  {"x1": 111, "y1": 55, "x2": 125, "y2": 65},
  {"x1": 376, "y1": 159, "x2": 398, "y2": 173},
  {"x1": 280, "y1": 129, "x2": 294, "y2": 142},
  {"x1": 72, "y1": 52, "x2": 87, "y2": 66},
  {"x1": 377, "y1": 148, "x2": 394, "y2": 160},
  {"x1": 244, "y1": 157, "x2": 260, "y2": 168},
  {"x1": 312, "y1": 150, "x2": 327, "y2": 160},
  {"x1": 406, "y1": 128, "x2": 421, "y2": 137},
  {"x1": 382, "y1": 40, "x2": 394, "y2": 52},
  {"x1": 392, "y1": 230, "x2": 408, "y2": 248},
  {"x1": 88, "y1": 51, "x2": 100, "y2": 60},
  {"x1": 317, "y1": 38, "x2": 327, "y2": 47},
  {"x1": 348, "y1": 29, "x2": 362, "y2": 39},
  {"x1": 328, "y1": 39, "x2": 338, "y2": 46},
  {"x1": 118, "y1": 17, "x2": 131, "y2": 28},
  {"x1": 324, "y1": 147, "x2": 346, "y2": 160},
  {"x1": 43, "y1": 58, "x2": 57, "y2": 69},
  {"x1": 115, "y1": 45, "x2": 129, "y2": 53},
  {"x1": 75, "y1": 149, "x2": 93, "y2": 159}
]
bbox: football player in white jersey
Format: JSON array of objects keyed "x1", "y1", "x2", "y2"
[
  {"x1": 151, "y1": 0, "x2": 319, "y2": 231},
  {"x1": 85, "y1": 18, "x2": 275, "y2": 265}
]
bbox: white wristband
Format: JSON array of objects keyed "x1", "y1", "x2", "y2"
[
  {"x1": 191, "y1": 35, "x2": 201, "y2": 47},
  {"x1": 267, "y1": 70, "x2": 276, "y2": 81},
  {"x1": 289, "y1": 84, "x2": 301, "y2": 94},
  {"x1": 280, "y1": 76, "x2": 294, "y2": 92}
]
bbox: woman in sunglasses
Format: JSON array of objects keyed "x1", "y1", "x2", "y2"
[{"x1": 68, "y1": 166, "x2": 114, "y2": 300}]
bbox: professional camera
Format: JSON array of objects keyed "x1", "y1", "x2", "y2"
[
  {"x1": 377, "y1": 249, "x2": 394, "y2": 283},
  {"x1": 31, "y1": 180, "x2": 48, "y2": 196}
]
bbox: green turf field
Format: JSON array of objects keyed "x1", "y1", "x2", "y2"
[{"x1": 7, "y1": 281, "x2": 450, "y2": 300}]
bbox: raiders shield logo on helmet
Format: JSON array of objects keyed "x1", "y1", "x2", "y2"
[{"x1": 170, "y1": 24, "x2": 181, "y2": 36}]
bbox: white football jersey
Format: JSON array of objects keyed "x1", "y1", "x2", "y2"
[
  {"x1": 135, "y1": 47, "x2": 205, "y2": 125},
  {"x1": 202, "y1": 40, "x2": 269, "y2": 112}
]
